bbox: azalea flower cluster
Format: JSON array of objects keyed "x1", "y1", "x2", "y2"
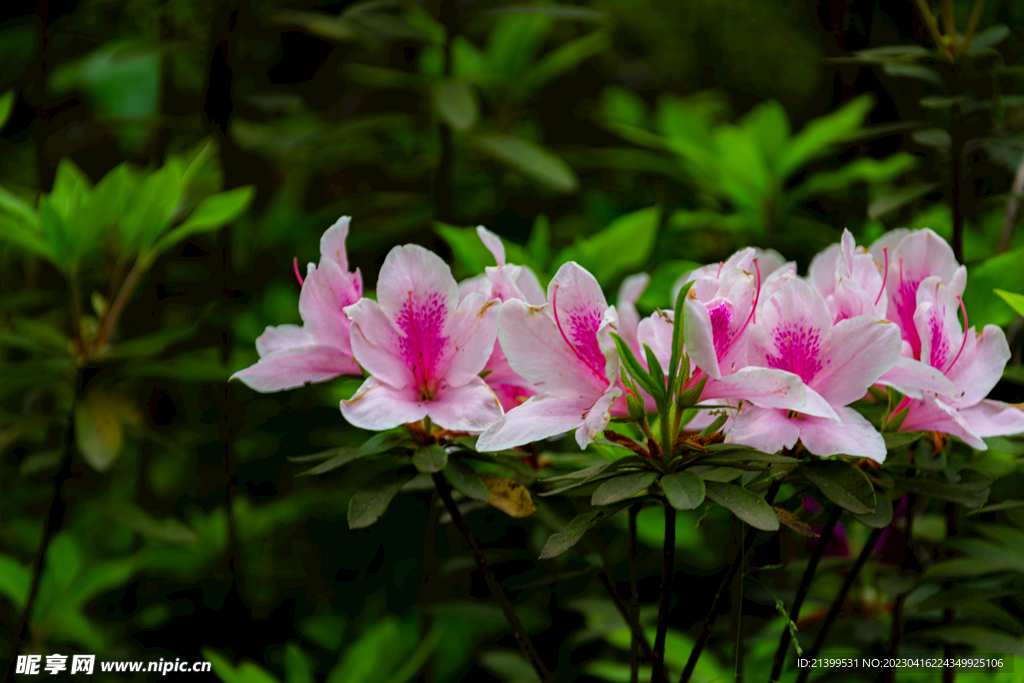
[{"x1": 232, "y1": 217, "x2": 1024, "y2": 463}]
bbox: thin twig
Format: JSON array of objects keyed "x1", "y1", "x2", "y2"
[
  {"x1": 3, "y1": 367, "x2": 84, "y2": 682},
  {"x1": 795, "y1": 526, "x2": 885, "y2": 683},
  {"x1": 93, "y1": 258, "x2": 146, "y2": 352},
  {"x1": 962, "y1": 0, "x2": 985, "y2": 54},
  {"x1": 951, "y1": 121, "x2": 967, "y2": 263},
  {"x1": 997, "y1": 153, "x2": 1024, "y2": 253},
  {"x1": 769, "y1": 505, "x2": 843, "y2": 682},
  {"x1": 629, "y1": 503, "x2": 641, "y2": 683},
  {"x1": 678, "y1": 479, "x2": 782, "y2": 683},
  {"x1": 597, "y1": 569, "x2": 654, "y2": 661},
  {"x1": 651, "y1": 502, "x2": 677, "y2": 682},
  {"x1": 431, "y1": 473, "x2": 553, "y2": 682},
  {"x1": 914, "y1": 0, "x2": 955, "y2": 62}
]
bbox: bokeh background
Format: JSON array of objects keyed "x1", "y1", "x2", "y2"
[{"x1": 5, "y1": 0, "x2": 1024, "y2": 681}]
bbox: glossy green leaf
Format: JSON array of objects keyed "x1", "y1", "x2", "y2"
[
  {"x1": 910, "y1": 625, "x2": 1024, "y2": 658},
  {"x1": 521, "y1": 31, "x2": 609, "y2": 91},
  {"x1": 149, "y1": 186, "x2": 255, "y2": 257},
  {"x1": 474, "y1": 134, "x2": 579, "y2": 193},
  {"x1": 853, "y1": 490, "x2": 893, "y2": 528},
  {"x1": 590, "y1": 471, "x2": 658, "y2": 506},
  {"x1": 285, "y1": 643, "x2": 315, "y2": 683},
  {"x1": 0, "y1": 90, "x2": 14, "y2": 131},
  {"x1": 433, "y1": 81, "x2": 478, "y2": 131},
  {"x1": 442, "y1": 457, "x2": 490, "y2": 502},
  {"x1": 704, "y1": 481, "x2": 779, "y2": 531},
  {"x1": 867, "y1": 181, "x2": 942, "y2": 219},
  {"x1": 777, "y1": 94, "x2": 874, "y2": 178},
  {"x1": 894, "y1": 474, "x2": 992, "y2": 509},
  {"x1": 347, "y1": 469, "x2": 417, "y2": 529},
  {"x1": 413, "y1": 444, "x2": 448, "y2": 473},
  {"x1": 798, "y1": 460, "x2": 875, "y2": 515},
  {"x1": 540, "y1": 507, "x2": 620, "y2": 558},
  {"x1": 660, "y1": 471, "x2": 705, "y2": 510},
  {"x1": 556, "y1": 206, "x2": 660, "y2": 284}
]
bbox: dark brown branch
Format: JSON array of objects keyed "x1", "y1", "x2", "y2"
[
  {"x1": 652, "y1": 503, "x2": 677, "y2": 682},
  {"x1": 769, "y1": 505, "x2": 843, "y2": 682},
  {"x1": 629, "y1": 503, "x2": 641, "y2": 683},
  {"x1": 431, "y1": 473, "x2": 553, "y2": 682},
  {"x1": 678, "y1": 479, "x2": 782, "y2": 683}
]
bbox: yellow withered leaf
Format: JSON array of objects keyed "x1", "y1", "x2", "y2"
[{"x1": 479, "y1": 475, "x2": 536, "y2": 518}]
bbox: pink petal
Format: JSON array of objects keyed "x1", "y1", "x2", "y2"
[
  {"x1": 797, "y1": 406, "x2": 887, "y2": 462},
  {"x1": 514, "y1": 266, "x2": 547, "y2": 305},
  {"x1": 811, "y1": 316, "x2": 902, "y2": 407},
  {"x1": 637, "y1": 312, "x2": 673, "y2": 371},
  {"x1": 299, "y1": 258, "x2": 360, "y2": 347},
  {"x1": 808, "y1": 241, "x2": 841, "y2": 299},
  {"x1": 900, "y1": 395, "x2": 986, "y2": 449},
  {"x1": 481, "y1": 344, "x2": 538, "y2": 412},
  {"x1": 231, "y1": 346, "x2": 361, "y2": 392},
  {"x1": 947, "y1": 325, "x2": 1011, "y2": 407},
  {"x1": 749, "y1": 278, "x2": 833, "y2": 385},
  {"x1": 617, "y1": 273, "x2": 650, "y2": 353},
  {"x1": 426, "y1": 377, "x2": 504, "y2": 432},
  {"x1": 959, "y1": 399, "x2": 1024, "y2": 439},
  {"x1": 683, "y1": 296, "x2": 721, "y2": 378},
  {"x1": 476, "y1": 394, "x2": 594, "y2": 451},
  {"x1": 803, "y1": 386, "x2": 841, "y2": 421},
  {"x1": 876, "y1": 357, "x2": 957, "y2": 400},
  {"x1": 701, "y1": 367, "x2": 807, "y2": 412},
  {"x1": 319, "y1": 215, "x2": 352, "y2": 272},
  {"x1": 435, "y1": 291, "x2": 499, "y2": 387},
  {"x1": 376, "y1": 244, "x2": 459, "y2": 329},
  {"x1": 914, "y1": 277, "x2": 963, "y2": 372},
  {"x1": 255, "y1": 324, "x2": 312, "y2": 356},
  {"x1": 341, "y1": 377, "x2": 429, "y2": 431},
  {"x1": 458, "y1": 274, "x2": 488, "y2": 301},
  {"x1": 726, "y1": 406, "x2": 801, "y2": 454},
  {"x1": 346, "y1": 298, "x2": 415, "y2": 390},
  {"x1": 496, "y1": 299, "x2": 608, "y2": 398},
  {"x1": 576, "y1": 386, "x2": 622, "y2": 448},
  {"x1": 548, "y1": 262, "x2": 613, "y2": 379},
  {"x1": 477, "y1": 226, "x2": 506, "y2": 266}
]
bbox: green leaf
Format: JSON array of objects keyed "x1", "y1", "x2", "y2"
[
  {"x1": 853, "y1": 490, "x2": 893, "y2": 528},
  {"x1": 867, "y1": 181, "x2": 942, "y2": 219},
  {"x1": 539, "y1": 507, "x2": 620, "y2": 558},
  {"x1": 883, "y1": 63, "x2": 943, "y2": 84},
  {"x1": 910, "y1": 625, "x2": 1024, "y2": 658},
  {"x1": 777, "y1": 94, "x2": 874, "y2": 178},
  {"x1": 0, "y1": 553, "x2": 29, "y2": 610},
  {"x1": 967, "y1": 500, "x2": 1024, "y2": 516},
  {"x1": 37, "y1": 196, "x2": 69, "y2": 268},
  {"x1": 485, "y1": 12, "x2": 553, "y2": 77},
  {"x1": 609, "y1": 332, "x2": 663, "y2": 404},
  {"x1": 787, "y1": 153, "x2": 918, "y2": 206},
  {"x1": 474, "y1": 134, "x2": 579, "y2": 193},
  {"x1": 120, "y1": 160, "x2": 184, "y2": 252},
  {"x1": 0, "y1": 185, "x2": 38, "y2": 226},
  {"x1": 883, "y1": 430, "x2": 921, "y2": 450},
  {"x1": 149, "y1": 186, "x2": 255, "y2": 257},
  {"x1": 894, "y1": 474, "x2": 992, "y2": 508},
  {"x1": 556, "y1": 206, "x2": 660, "y2": 284},
  {"x1": 285, "y1": 643, "x2": 315, "y2": 683},
  {"x1": 521, "y1": 31, "x2": 609, "y2": 92},
  {"x1": 995, "y1": 289, "x2": 1024, "y2": 318},
  {"x1": 202, "y1": 649, "x2": 281, "y2": 683},
  {"x1": 798, "y1": 460, "x2": 875, "y2": 515},
  {"x1": 591, "y1": 471, "x2": 658, "y2": 506},
  {"x1": 432, "y1": 81, "x2": 478, "y2": 131},
  {"x1": 326, "y1": 618, "x2": 411, "y2": 683},
  {"x1": 442, "y1": 457, "x2": 490, "y2": 502},
  {"x1": 298, "y1": 447, "x2": 364, "y2": 475},
  {"x1": 660, "y1": 471, "x2": 705, "y2": 510},
  {"x1": 68, "y1": 163, "x2": 130, "y2": 261},
  {"x1": 965, "y1": 248, "x2": 1024, "y2": 327},
  {"x1": 413, "y1": 444, "x2": 448, "y2": 473},
  {"x1": 347, "y1": 469, "x2": 417, "y2": 529},
  {"x1": 968, "y1": 25, "x2": 1011, "y2": 52},
  {"x1": 704, "y1": 481, "x2": 779, "y2": 530},
  {"x1": 74, "y1": 393, "x2": 125, "y2": 473},
  {"x1": 0, "y1": 90, "x2": 14, "y2": 131}
]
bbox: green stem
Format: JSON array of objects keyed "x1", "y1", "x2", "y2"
[
  {"x1": 93, "y1": 257, "x2": 147, "y2": 353},
  {"x1": 629, "y1": 503, "x2": 642, "y2": 683},
  {"x1": 768, "y1": 505, "x2": 843, "y2": 682}
]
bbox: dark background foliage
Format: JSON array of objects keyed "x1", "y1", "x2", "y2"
[{"x1": 4, "y1": 0, "x2": 1024, "y2": 681}]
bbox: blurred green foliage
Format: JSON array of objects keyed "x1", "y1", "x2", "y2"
[{"x1": 4, "y1": 0, "x2": 1024, "y2": 682}]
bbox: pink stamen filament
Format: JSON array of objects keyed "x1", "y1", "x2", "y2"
[
  {"x1": 874, "y1": 247, "x2": 888, "y2": 306},
  {"x1": 943, "y1": 295, "x2": 969, "y2": 375},
  {"x1": 716, "y1": 261, "x2": 725, "y2": 278},
  {"x1": 293, "y1": 257, "x2": 305, "y2": 287},
  {"x1": 552, "y1": 284, "x2": 609, "y2": 385}
]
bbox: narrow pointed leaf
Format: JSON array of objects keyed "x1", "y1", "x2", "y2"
[
  {"x1": 347, "y1": 469, "x2": 417, "y2": 529},
  {"x1": 798, "y1": 460, "x2": 875, "y2": 515},
  {"x1": 442, "y1": 458, "x2": 490, "y2": 501}
]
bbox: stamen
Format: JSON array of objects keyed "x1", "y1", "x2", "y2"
[
  {"x1": 293, "y1": 257, "x2": 305, "y2": 287},
  {"x1": 552, "y1": 284, "x2": 608, "y2": 385},
  {"x1": 717, "y1": 261, "x2": 725, "y2": 278},
  {"x1": 944, "y1": 295, "x2": 969, "y2": 374},
  {"x1": 874, "y1": 247, "x2": 888, "y2": 306}
]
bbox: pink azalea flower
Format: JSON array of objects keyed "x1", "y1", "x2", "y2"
[
  {"x1": 638, "y1": 261, "x2": 812, "y2": 420},
  {"x1": 476, "y1": 262, "x2": 622, "y2": 451},
  {"x1": 809, "y1": 229, "x2": 955, "y2": 400},
  {"x1": 231, "y1": 216, "x2": 362, "y2": 392},
  {"x1": 895, "y1": 276, "x2": 1024, "y2": 449},
  {"x1": 728, "y1": 278, "x2": 903, "y2": 462},
  {"x1": 869, "y1": 228, "x2": 966, "y2": 360},
  {"x1": 458, "y1": 227, "x2": 544, "y2": 411},
  {"x1": 341, "y1": 244, "x2": 503, "y2": 432},
  {"x1": 617, "y1": 272, "x2": 650, "y2": 356}
]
